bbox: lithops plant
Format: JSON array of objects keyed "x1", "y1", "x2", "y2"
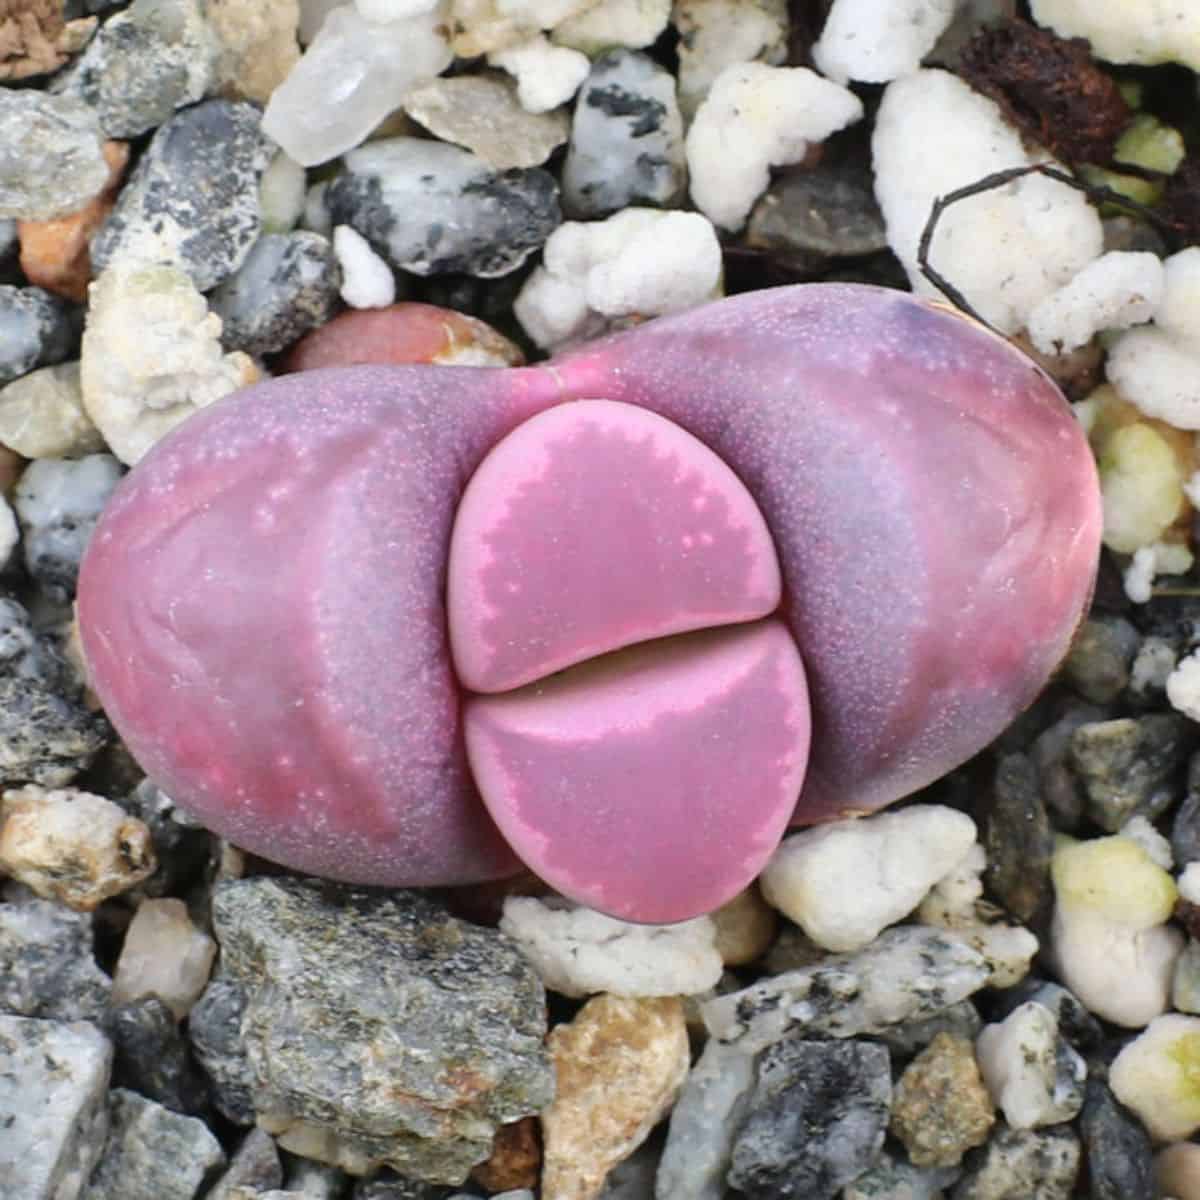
[{"x1": 76, "y1": 283, "x2": 1102, "y2": 922}]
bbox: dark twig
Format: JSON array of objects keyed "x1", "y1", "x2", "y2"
[{"x1": 917, "y1": 162, "x2": 1180, "y2": 329}]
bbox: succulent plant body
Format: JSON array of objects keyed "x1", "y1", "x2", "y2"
[{"x1": 77, "y1": 284, "x2": 1101, "y2": 922}]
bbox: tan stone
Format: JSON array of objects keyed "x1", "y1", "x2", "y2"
[
  {"x1": 471, "y1": 1115, "x2": 541, "y2": 1193},
  {"x1": 711, "y1": 885, "x2": 776, "y2": 966},
  {"x1": 205, "y1": 0, "x2": 301, "y2": 105},
  {"x1": 1157, "y1": 1142, "x2": 1200, "y2": 1200},
  {"x1": 0, "y1": 362, "x2": 105, "y2": 460},
  {"x1": 889, "y1": 1032, "x2": 996, "y2": 1168},
  {"x1": 542, "y1": 994, "x2": 689, "y2": 1200},
  {"x1": 0, "y1": 784, "x2": 155, "y2": 910},
  {"x1": 18, "y1": 141, "x2": 129, "y2": 302},
  {"x1": 0, "y1": 0, "x2": 96, "y2": 81},
  {"x1": 112, "y1": 897, "x2": 218, "y2": 1019}
]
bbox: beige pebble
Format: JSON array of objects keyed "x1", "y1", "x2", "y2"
[
  {"x1": 711, "y1": 884, "x2": 776, "y2": 966},
  {"x1": 112, "y1": 897, "x2": 217, "y2": 1019},
  {"x1": 0, "y1": 362, "x2": 105, "y2": 460},
  {"x1": 1157, "y1": 1141, "x2": 1200, "y2": 1200},
  {"x1": 204, "y1": 0, "x2": 301, "y2": 105},
  {"x1": 0, "y1": 784, "x2": 155, "y2": 910},
  {"x1": 541, "y1": 994, "x2": 689, "y2": 1200}
]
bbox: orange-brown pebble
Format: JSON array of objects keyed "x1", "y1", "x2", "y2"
[
  {"x1": 17, "y1": 141, "x2": 130, "y2": 302},
  {"x1": 471, "y1": 1115, "x2": 541, "y2": 1193},
  {"x1": 281, "y1": 302, "x2": 525, "y2": 372}
]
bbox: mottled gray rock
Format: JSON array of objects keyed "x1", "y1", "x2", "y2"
[
  {"x1": 0, "y1": 286, "x2": 81, "y2": 386},
  {"x1": 703, "y1": 927, "x2": 989, "y2": 1053},
  {"x1": 0, "y1": 92, "x2": 108, "y2": 220},
  {"x1": 91, "y1": 100, "x2": 275, "y2": 291},
  {"x1": 843, "y1": 1150, "x2": 961, "y2": 1200},
  {"x1": 1174, "y1": 938, "x2": 1200, "y2": 1013},
  {"x1": 982, "y1": 753, "x2": 1053, "y2": 923},
  {"x1": 188, "y1": 972, "x2": 256, "y2": 1126},
  {"x1": 952, "y1": 1124, "x2": 1080, "y2": 1200},
  {"x1": 1070, "y1": 714, "x2": 1194, "y2": 830},
  {"x1": 402, "y1": 74, "x2": 571, "y2": 170},
  {"x1": 598, "y1": 1136, "x2": 660, "y2": 1199},
  {"x1": 745, "y1": 164, "x2": 887, "y2": 273},
  {"x1": 1061, "y1": 617, "x2": 1140, "y2": 704},
  {"x1": 212, "y1": 877, "x2": 553, "y2": 1184},
  {"x1": 81, "y1": 1088, "x2": 225, "y2": 1200},
  {"x1": 0, "y1": 882, "x2": 111, "y2": 1021},
  {"x1": 728, "y1": 1036, "x2": 890, "y2": 1200},
  {"x1": 351, "y1": 1171, "x2": 450, "y2": 1199},
  {"x1": 562, "y1": 49, "x2": 686, "y2": 219},
  {"x1": 52, "y1": 0, "x2": 220, "y2": 138},
  {"x1": 655, "y1": 1035, "x2": 755, "y2": 1200},
  {"x1": 209, "y1": 232, "x2": 342, "y2": 357},
  {"x1": 0, "y1": 596, "x2": 108, "y2": 787},
  {"x1": 874, "y1": 1000, "x2": 984, "y2": 1059},
  {"x1": 282, "y1": 1157, "x2": 350, "y2": 1198},
  {"x1": 1079, "y1": 1079, "x2": 1154, "y2": 1200},
  {"x1": 0, "y1": 1014, "x2": 113, "y2": 1200},
  {"x1": 326, "y1": 137, "x2": 560, "y2": 279},
  {"x1": 14, "y1": 455, "x2": 123, "y2": 602},
  {"x1": 109, "y1": 996, "x2": 210, "y2": 1115},
  {"x1": 206, "y1": 1129, "x2": 284, "y2": 1200}
]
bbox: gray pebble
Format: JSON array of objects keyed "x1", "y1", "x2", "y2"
[
  {"x1": 982, "y1": 752, "x2": 1053, "y2": 923},
  {"x1": 0, "y1": 1014, "x2": 113, "y2": 1200},
  {"x1": 874, "y1": 1000, "x2": 984, "y2": 1060},
  {"x1": 282, "y1": 1157, "x2": 350, "y2": 1199},
  {"x1": 211, "y1": 876, "x2": 553, "y2": 1184},
  {"x1": 0, "y1": 91, "x2": 108, "y2": 220},
  {"x1": 188, "y1": 972, "x2": 256, "y2": 1126},
  {"x1": 92, "y1": 99, "x2": 276, "y2": 292},
  {"x1": 327, "y1": 136, "x2": 560, "y2": 279},
  {"x1": 352, "y1": 1171, "x2": 451, "y2": 1199},
  {"x1": 562, "y1": 49, "x2": 686, "y2": 219},
  {"x1": 14, "y1": 454, "x2": 123, "y2": 602},
  {"x1": 1171, "y1": 753, "x2": 1200, "y2": 864},
  {"x1": 0, "y1": 595, "x2": 108, "y2": 787},
  {"x1": 745, "y1": 164, "x2": 888, "y2": 274},
  {"x1": 703, "y1": 926, "x2": 989, "y2": 1053},
  {"x1": 209, "y1": 232, "x2": 342, "y2": 357},
  {"x1": 0, "y1": 286, "x2": 81, "y2": 386},
  {"x1": 1069, "y1": 713, "x2": 1194, "y2": 830},
  {"x1": 109, "y1": 995, "x2": 210, "y2": 1116},
  {"x1": 655, "y1": 1035, "x2": 755, "y2": 1200},
  {"x1": 1061, "y1": 617, "x2": 1140, "y2": 704},
  {"x1": 81, "y1": 1087, "x2": 225, "y2": 1200},
  {"x1": 843, "y1": 1150, "x2": 961, "y2": 1200},
  {"x1": 1173, "y1": 939, "x2": 1200, "y2": 1014},
  {"x1": 115, "y1": 779, "x2": 213, "y2": 897},
  {"x1": 728, "y1": 1036, "x2": 891, "y2": 1200},
  {"x1": 52, "y1": 0, "x2": 220, "y2": 139},
  {"x1": 0, "y1": 881, "x2": 112, "y2": 1021},
  {"x1": 952, "y1": 1124, "x2": 1080, "y2": 1200},
  {"x1": 205, "y1": 1129, "x2": 284, "y2": 1200},
  {"x1": 1030, "y1": 702, "x2": 1109, "y2": 831},
  {"x1": 1079, "y1": 1079, "x2": 1154, "y2": 1200}
]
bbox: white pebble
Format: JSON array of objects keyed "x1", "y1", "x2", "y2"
[
  {"x1": 552, "y1": 0, "x2": 669, "y2": 53},
  {"x1": 759, "y1": 805, "x2": 976, "y2": 953},
  {"x1": 686, "y1": 62, "x2": 863, "y2": 231},
  {"x1": 1121, "y1": 815, "x2": 1174, "y2": 870},
  {"x1": 1124, "y1": 542, "x2": 1194, "y2": 604},
  {"x1": 814, "y1": 0, "x2": 957, "y2": 84},
  {"x1": 515, "y1": 208, "x2": 722, "y2": 350},
  {"x1": 355, "y1": 0, "x2": 441, "y2": 18},
  {"x1": 1110, "y1": 1014, "x2": 1200, "y2": 1141},
  {"x1": 1050, "y1": 834, "x2": 1183, "y2": 1028},
  {"x1": 1107, "y1": 248, "x2": 1200, "y2": 430},
  {"x1": 1179, "y1": 863, "x2": 1200, "y2": 907},
  {"x1": 111, "y1": 898, "x2": 217, "y2": 1020},
  {"x1": 332, "y1": 225, "x2": 396, "y2": 309},
  {"x1": 872, "y1": 68, "x2": 1103, "y2": 334},
  {"x1": 1131, "y1": 636, "x2": 1179, "y2": 698},
  {"x1": 0, "y1": 496, "x2": 16, "y2": 573},
  {"x1": 1029, "y1": 0, "x2": 1200, "y2": 70},
  {"x1": 488, "y1": 34, "x2": 589, "y2": 113},
  {"x1": 258, "y1": 151, "x2": 309, "y2": 234},
  {"x1": 499, "y1": 896, "x2": 722, "y2": 998},
  {"x1": 976, "y1": 1002, "x2": 1086, "y2": 1129},
  {"x1": 1027, "y1": 251, "x2": 1163, "y2": 355}
]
